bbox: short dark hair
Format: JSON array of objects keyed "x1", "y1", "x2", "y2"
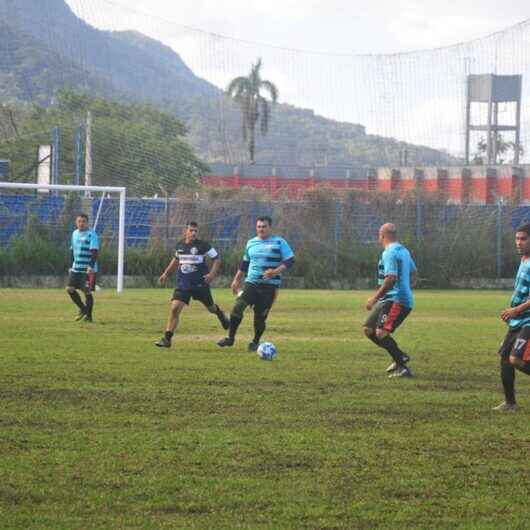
[
  {"x1": 186, "y1": 221, "x2": 198, "y2": 228},
  {"x1": 516, "y1": 223, "x2": 530, "y2": 236},
  {"x1": 76, "y1": 213, "x2": 89, "y2": 221},
  {"x1": 256, "y1": 216, "x2": 272, "y2": 226}
]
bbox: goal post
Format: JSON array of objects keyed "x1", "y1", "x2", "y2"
[{"x1": 0, "y1": 182, "x2": 127, "y2": 293}]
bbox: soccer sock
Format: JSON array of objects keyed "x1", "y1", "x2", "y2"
[
  {"x1": 85, "y1": 293, "x2": 94, "y2": 318},
  {"x1": 68, "y1": 290, "x2": 85, "y2": 312},
  {"x1": 228, "y1": 316, "x2": 242, "y2": 340},
  {"x1": 501, "y1": 362, "x2": 516, "y2": 404},
  {"x1": 214, "y1": 305, "x2": 228, "y2": 326},
  {"x1": 165, "y1": 331, "x2": 173, "y2": 342},
  {"x1": 253, "y1": 314, "x2": 266, "y2": 344},
  {"x1": 378, "y1": 335, "x2": 407, "y2": 364}
]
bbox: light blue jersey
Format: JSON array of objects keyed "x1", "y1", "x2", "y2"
[
  {"x1": 243, "y1": 236, "x2": 294, "y2": 286},
  {"x1": 378, "y1": 242, "x2": 416, "y2": 308},
  {"x1": 71, "y1": 229, "x2": 99, "y2": 273},
  {"x1": 508, "y1": 258, "x2": 530, "y2": 329}
]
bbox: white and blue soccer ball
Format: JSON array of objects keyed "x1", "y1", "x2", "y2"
[{"x1": 257, "y1": 342, "x2": 277, "y2": 361}]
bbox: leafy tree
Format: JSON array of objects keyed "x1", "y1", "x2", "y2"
[
  {"x1": 226, "y1": 59, "x2": 278, "y2": 164},
  {"x1": 473, "y1": 134, "x2": 524, "y2": 165}
]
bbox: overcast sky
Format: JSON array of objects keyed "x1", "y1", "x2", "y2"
[{"x1": 93, "y1": 0, "x2": 529, "y2": 54}]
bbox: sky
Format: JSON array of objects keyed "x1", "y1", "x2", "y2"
[
  {"x1": 66, "y1": 0, "x2": 530, "y2": 157},
  {"x1": 90, "y1": 0, "x2": 529, "y2": 55}
]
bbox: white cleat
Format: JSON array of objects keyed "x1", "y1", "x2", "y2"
[
  {"x1": 388, "y1": 366, "x2": 413, "y2": 378},
  {"x1": 492, "y1": 401, "x2": 517, "y2": 412}
]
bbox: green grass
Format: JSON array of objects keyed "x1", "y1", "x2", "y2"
[{"x1": 1, "y1": 289, "x2": 530, "y2": 529}]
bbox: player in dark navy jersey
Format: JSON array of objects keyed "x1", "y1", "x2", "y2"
[
  {"x1": 66, "y1": 214, "x2": 99, "y2": 322},
  {"x1": 155, "y1": 221, "x2": 229, "y2": 348},
  {"x1": 493, "y1": 223, "x2": 530, "y2": 411},
  {"x1": 364, "y1": 223, "x2": 417, "y2": 378},
  {"x1": 217, "y1": 216, "x2": 294, "y2": 351}
]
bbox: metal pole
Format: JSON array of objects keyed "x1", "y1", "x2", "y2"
[
  {"x1": 416, "y1": 192, "x2": 422, "y2": 241},
  {"x1": 496, "y1": 200, "x2": 503, "y2": 279},
  {"x1": 52, "y1": 126, "x2": 61, "y2": 188},
  {"x1": 117, "y1": 188, "x2": 126, "y2": 293},
  {"x1": 85, "y1": 111, "x2": 93, "y2": 197},
  {"x1": 334, "y1": 200, "x2": 341, "y2": 276},
  {"x1": 74, "y1": 126, "x2": 83, "y2": 186}
]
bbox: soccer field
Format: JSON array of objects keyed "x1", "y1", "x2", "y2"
[{"x1": 1, "y1": 289, "x2": 530, "y2": 529}]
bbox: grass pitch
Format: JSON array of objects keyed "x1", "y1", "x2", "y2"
[{"x1": 1, "y1": 289, "x2": 530, "y2": 529}]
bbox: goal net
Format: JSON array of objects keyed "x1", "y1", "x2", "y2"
[{"x1": 0, "y1": 183, "x2": 126, "y2": 292}]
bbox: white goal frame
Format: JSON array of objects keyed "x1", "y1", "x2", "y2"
[{"x1": 0, "y1": 182, "x2": 127, "y2": 293}]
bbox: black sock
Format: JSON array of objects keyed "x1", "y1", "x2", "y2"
[
  {"x1": 501, "y1": 362, "x2": 516, "y2": 404},
  {"x1": 214, "y1": 305, "x2": 228, "y2": 325},
  {"x1": 379, "y1": 335, "x2": 407, "y2": 364},
  {"x1": 228, "y1": 316, "x2": 242, "y2": 340},
  {"x1": 165, "y1": 331, "x2": 173, "y2": 342},
  {"x1": 85, "y1": 294, "x2": 94, "y2": 318},
  {"x1": 253, "y1": 315, "x2": 266, "y2": 344},
  {"x1": 68, "y1": 290, "x2": 85, "y2": 312}
]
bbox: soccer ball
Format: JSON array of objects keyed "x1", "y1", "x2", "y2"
[{"x1": 257, "y1": 342, "x2": 277, "y2": 361}]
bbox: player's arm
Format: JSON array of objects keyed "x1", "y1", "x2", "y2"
[
  {"x1": 86, "y1": 231, "x2": 100, "y2": 273},
  {"x1": 410, "y1": 257, "x2": 418, "y2": 288},
  {"x1": 231, "y1": 245, "x2": 250, "y2": 294},
  {"x1": 366, "y1": 275, "x2": 397, "y2": 310},
  {"x1": 501, "y1": 298, "x2": 530, "y2": 321},
  {"x1": 159, "y1": 257, "x2": 178, "y2": 284},
  {"x1": 204, "y1": 247, "x2": 221, "y2": 284}
]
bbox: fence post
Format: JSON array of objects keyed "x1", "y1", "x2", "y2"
[
  {"x1": 496, "y1": 199, "x2": 503, "y2": 278},
  {"x1": 334, "y1": 200, "x2": 342, "y2": 276},
  {"x1": 416, "y1": 192, "x2": 422, "y2": 241}
]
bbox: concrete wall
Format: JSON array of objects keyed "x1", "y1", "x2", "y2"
[{"x1": 201, "y1": 164, "x2": 530, "y2": 204}]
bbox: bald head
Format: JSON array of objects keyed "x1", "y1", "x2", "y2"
[{"x1": 378, "y1": 223, "x2": 398, "y2": 247}]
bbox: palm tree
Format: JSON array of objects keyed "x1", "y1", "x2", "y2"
[{"x1": 226, "y1": 59, "x2": 278, "y2": 164}]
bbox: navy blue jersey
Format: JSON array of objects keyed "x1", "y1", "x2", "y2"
[{"x1": 175, "y1": 239, "x2": 218, "y2": 290}]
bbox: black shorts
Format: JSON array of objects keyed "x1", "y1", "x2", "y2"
[
  {"x1": 240, "y1": 282, "x2": 277, "y2": 317},
  {"x1": 172, "y1": 286, "x2": 214, "y2": 306},
  {"x1": 364, "y1": 300, "x2": 411, "y2": 333},
  {"x1": 498, "y1": 326, "x2": 530, "y2": 362},
  {"x1": 68, "y1": 271, "x2": 96, "y2": 292}
]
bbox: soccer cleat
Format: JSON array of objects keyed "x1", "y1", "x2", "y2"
[
  {"x1": 386, "y1": 354, "x2": 410, "y2": 373},
  {"x1": 492, "y1": 401, "x2": 517, "y2": 412},
  {"x1": 75, "y1": 310, "x2": 86, "y2": 321},
  {"x1": 155, "y1": 336, "x2": 171, "y2": 348},
  {"x1": 83, "y1": 315, "x2": 93, "y2": 323},
  {"x1": 217, "y1": 337, "x2": 234, "y2": 347},
  {"x1": 247, "y1": 341, "x2": 259, "y2": 352},
  {"x1": 388, "y1": 366, "x2": 412, "y2": 378}
]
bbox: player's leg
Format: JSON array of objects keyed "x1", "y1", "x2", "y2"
[
  {"x1": 494, "y1": 329, "x2": 519, "y2": 411},
  {"x1": 248, "y1": 287, "x2": 275, "y2": 352},
  {"x1": 217, "y1": 285, "x2": 255, "y2": 347},
  {"x1": 197, "y1": 287, "x2": 229, "y2": 330},
  {"x1": 377, "y1": 303, "x2": 411, "y2": 377},
  {"x1": 82, "y1": 273, "x2": 96, "y2": 322},
  {"x1": 155, "y1": 291, "x2": 188, "y2": 347},
  {"x1": 66, "y1": 272, "x2": 86, "y2": 319}
]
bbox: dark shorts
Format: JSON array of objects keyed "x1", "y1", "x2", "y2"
[
  {"x1": 172, "y1": 286, "x2": 214, "y2": 306},
  {"x1": 240, "y1": 282, "x2": 277, "y2": 317},
  {"x1": 364, "y1": 300, "x2": 411, "y2": 333},
  {"x1": 498, "y1": 326, "x2": 530, "y2": 362},
  {"x1": 68, "y1": 271, "x2": 96, "y2": 292}
]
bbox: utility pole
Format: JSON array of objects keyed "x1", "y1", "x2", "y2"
[{"x1": 85, "y1": 111, "x2": 93, "y2": 197}]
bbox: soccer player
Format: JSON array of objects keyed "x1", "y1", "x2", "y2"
[
  {"x1": 66, "y1": 213, "x2": 99, "y2": 322},
  {"x1": 494, "y1": 223, "x2": 530, "y2": 412},
  {"x1": 155, "y1": 221, "x2": 229, "y2": 348},
  {"x1": 364, "y1": 223, "x2": 417, "y2": 378},
  {"x1": 217, "y1": 216, "x2": 295, "y2": 351}
]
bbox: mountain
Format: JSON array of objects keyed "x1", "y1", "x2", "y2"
[{"x1": 0, "y1": 0, "x2": 456, "y2": 167}]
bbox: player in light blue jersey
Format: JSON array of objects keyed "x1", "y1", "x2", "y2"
[
  {"x1": 217, "y1": 216, "x2": 294, "y2": 351},
  {"x1": 66, "y1": 213, "x2": 99, "y2": 322},
  {"x1": 364, "y1": 223, "x2": 417, "y2": 378},
  {"x1": 494, "y1": 223, "x2": 530, "y2": 412}
]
